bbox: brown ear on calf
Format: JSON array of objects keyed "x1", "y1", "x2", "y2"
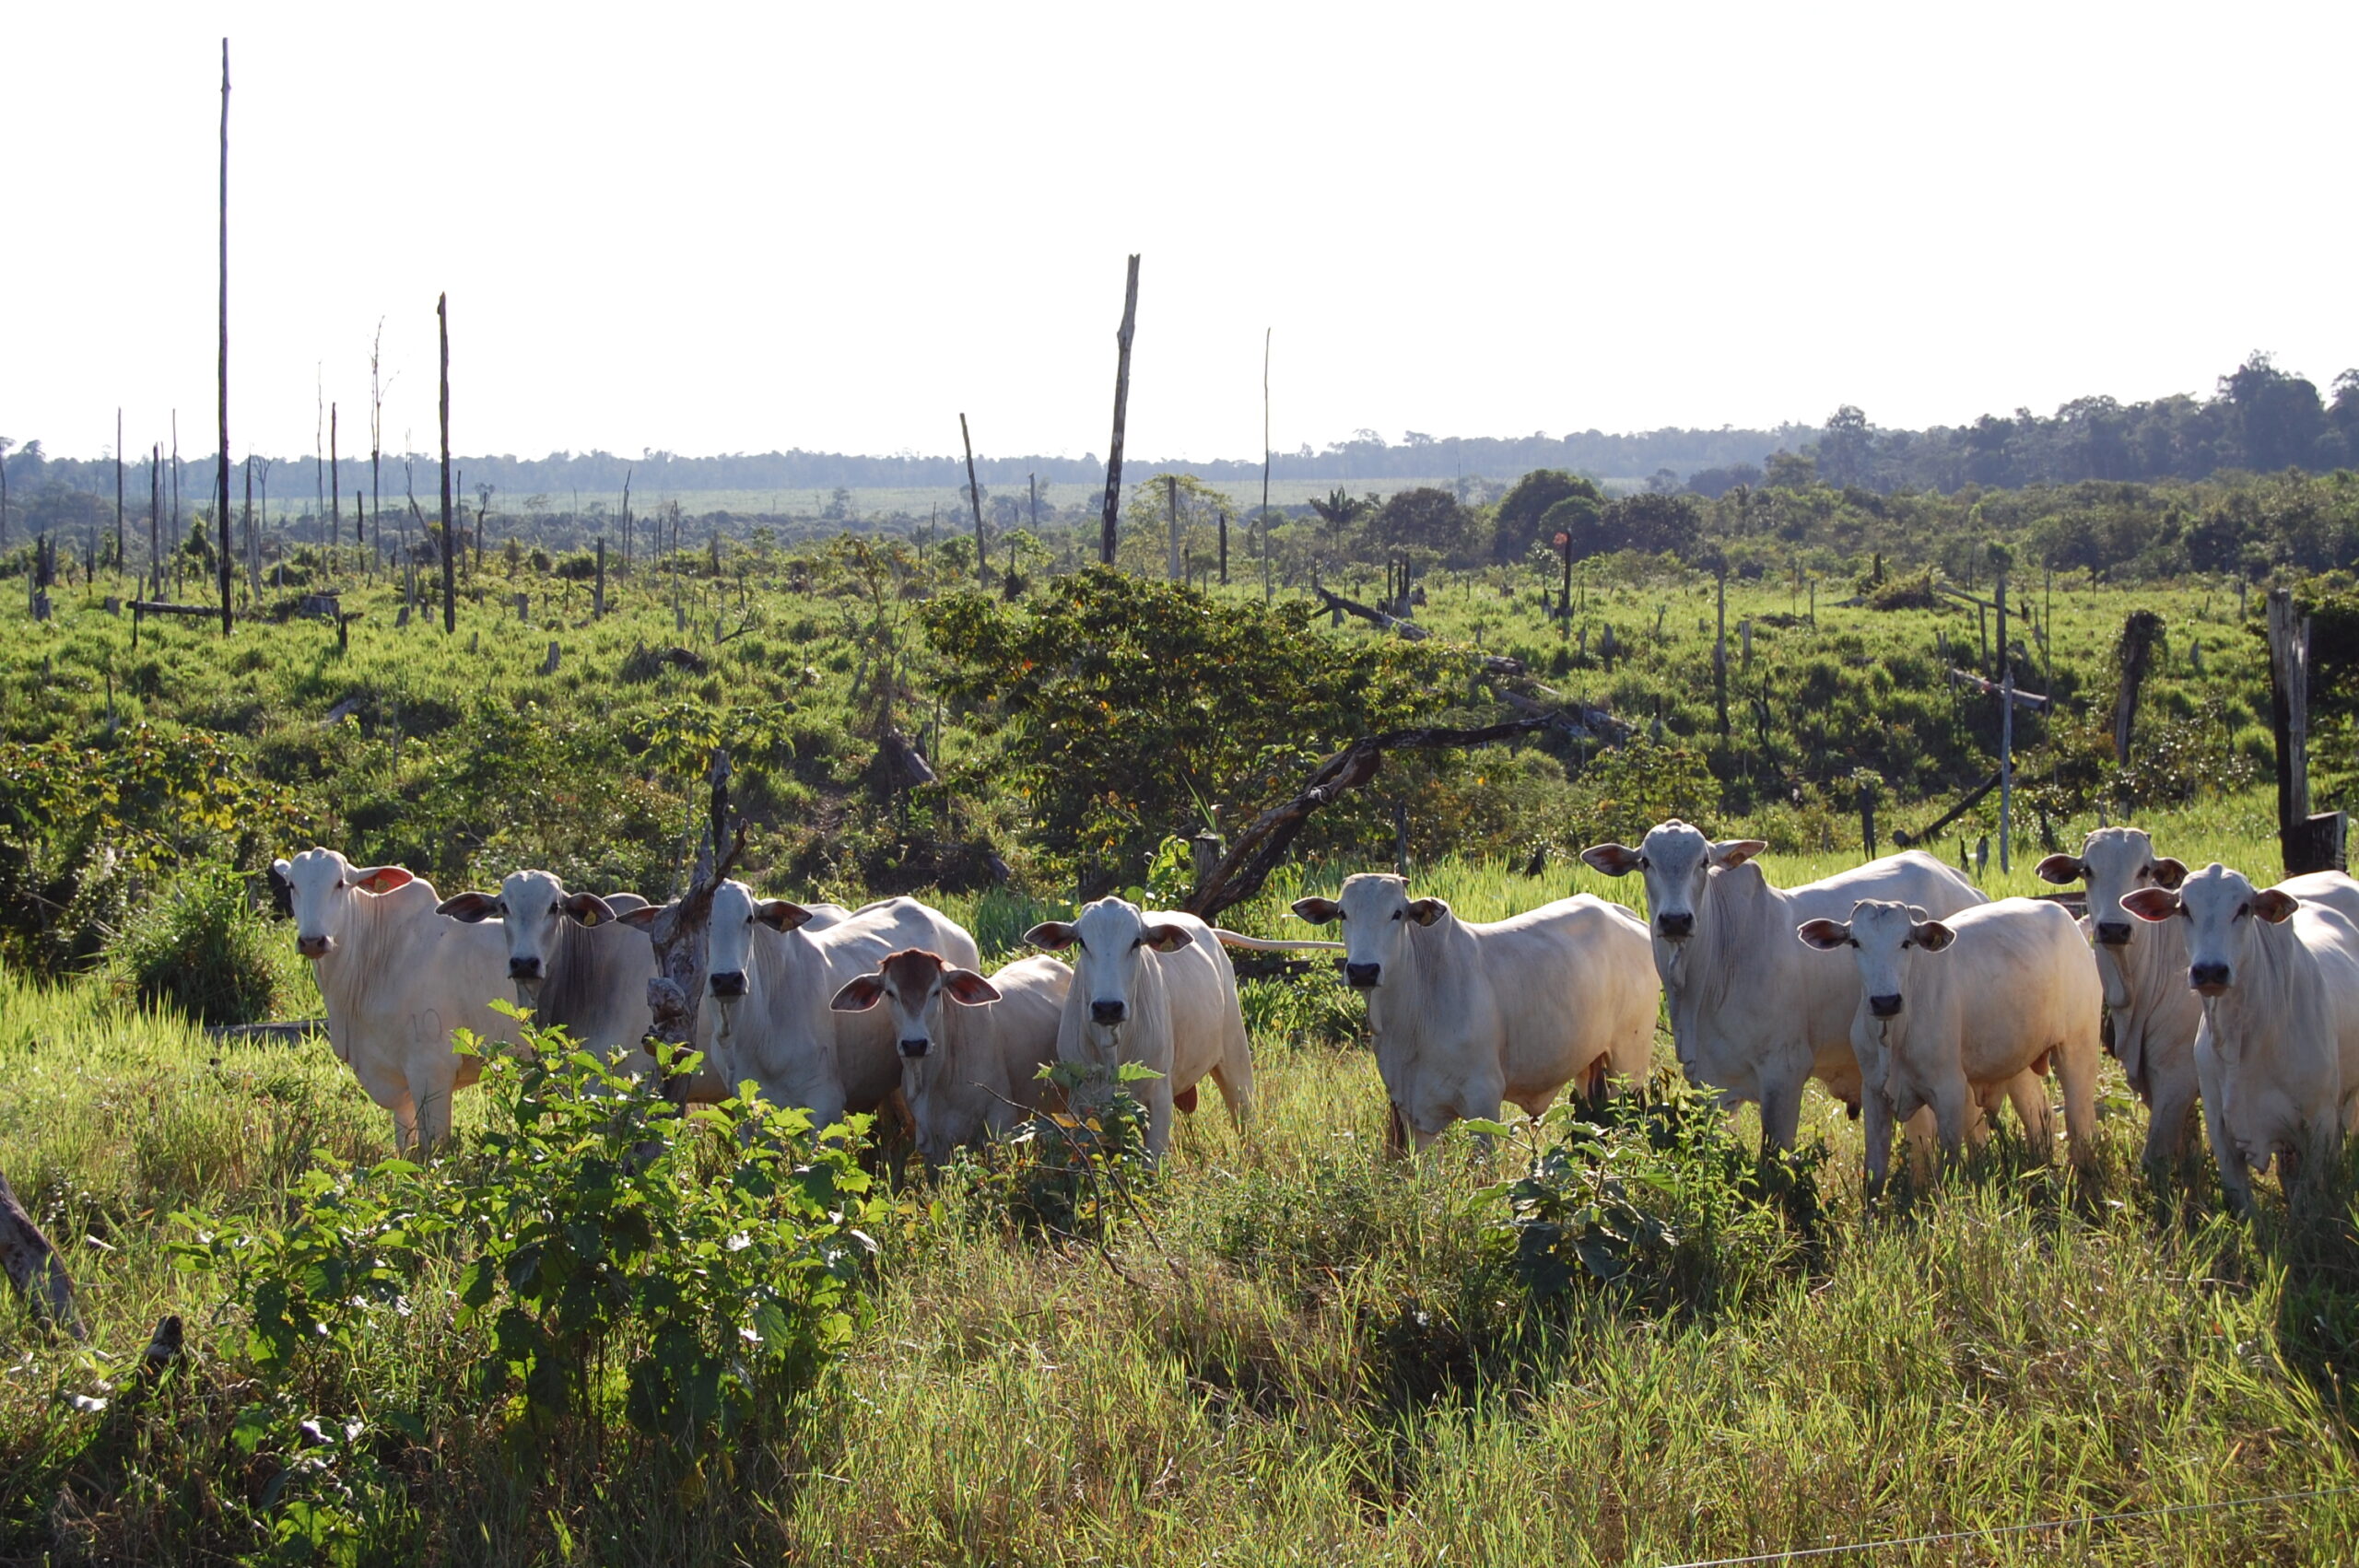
[
  {"x1": 755, "y1": 900, "x2": 815, "y2": 933},
  {"x1": 436, "y1": 891, "x2": 499, "y2": 922},
  {"x1": 2151, "y1": 858, "x2": 2189, "y2": 889},
  {"x1": 1143, "y1": 922, "x2": 1194, "y2": 953},
  {"x1": 829, "y1": 975, "x2": 888, "y2": 1012},
  {"x1": 1290, "y1": 897, "x2": 1342, "y2": 925},
  {"x1": 2253, "y1": 889, "x2": 2300, "y2": 924},
  {"x1": 562, "y1": 892, "x2": 616, "y2": 928},
  {"x1": 2034, "y1": 854, "x2": 2085, "y2": 885},
  {"x1": 2119, "y1": 888, "x2": 2180, "y2": 922},
  {"x1": 1025, "y1": 921, "x2": 1078, "y2": 952},
  {"x1": 1796, "y1": 919, "x2": 1851, "y2": 951},
  {"x1": 943, "y1": 969, "x2": 1002, "y2": 1005},
  {"x1": 352, "y1": 865, "x2": 414, "y2": 895},
  {"x1": 1579, "y1": 844, "x2": 1642, "y2": 877},
  {"x1": 1405, "y1": 898, "x2": 1448, "y2": 927}
]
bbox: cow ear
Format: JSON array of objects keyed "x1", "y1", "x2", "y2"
[
  {"x1": 1405, "y1": 898, "x2": 1449, "y2": 927},
  {"x1": 2034, "y1": 854, "x2": 2085, "y2": 886},
  {"x1": 1290, "y1": 897, "x2": 1342, "y2": 925},
  {"x1": 2151, "y1": 857, "x2": 2189, "y2": 890},
  {"x1": 944, "y1": 968, "x2": 1002, "y2": 1005},
  {"x1": 2120, "y1": 888, "x2": 2180, "y2": 922},
  {"x1": 829, "y1": 974, "x2": 886, "y2": 1012},
  {"x1": 562, "y1": 892, "x2": 616, "y2": 928},
  {"x1": 352, "y1": 865, "x2": 414, "y2": 895},
  {"x1": 615, "y1": 905, "x2": 662, "y2": 931},
  {"x1": 1025, "y1": 921, "x2": 1078, "y2": 952},
  {"x1": 1709, "y1": 840, "x2": 1767, "y2": 870},
  {"x1": 2253, "y1": 889, "x2": 2300, "y2": 924},
  {"x1": 1143, "y1": 922, "x2": 1195, "y2": 953},
  {"x1": 1796, "y1": 919, "x2": 1851, "y2": 951},
  {"x1": 755, "y1": 900, "x2": 814, "y2": 933},
  {"x1": 1912, "y1": 919, "x2": 1958, "y2": 953},
  {"x1": 436, "y1": 891, "x2": 499, "y2": 922},
  {"x1": 1579, "y1": 843, "x2": 1642, "y2": 877}
]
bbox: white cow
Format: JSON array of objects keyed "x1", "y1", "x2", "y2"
[
  {"x1": 1289, "y1": 874, "x2": 1658, "y2": 1153},
  {"x1": 828, "y1": 950, "x2": 1072, "y2": 1164},
  {"x1": 272, "y1": 848, "x2": 512, "y2": 1152},
  {"x1": 434, "y1": 871, "x2": 657, "y2": 1062},
  {"x1": 2125, "y1": 862, "x2": 2359, "y2": 1211},
  {"x1": 1798, "y1": 897, "x2": 2103, "y2": 1187},
  {"x1": 1581, "y1": 821, "x2": 1985, "y2": 1150},
  {"x1": 621, "y1": 882, "x2": 978, "y2": 1130},
  {"x1": 2037, "y1": 835, "x2": 2359, "y2": 1169},
  {"x1": 1024, "y1": 898, "x2": 1253, "y2": 1161}
]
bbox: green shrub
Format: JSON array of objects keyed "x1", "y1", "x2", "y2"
[
  {"x1": 937, "y1": 1059, "x2": 1156, "y2": 1244},
  {"x1": 107, "y1": 864, "x2": 290, "y2": 1025}
]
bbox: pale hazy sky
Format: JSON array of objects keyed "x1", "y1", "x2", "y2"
[{"x1": 8, "y1": 2, "x2": 2353, "y2": 466}]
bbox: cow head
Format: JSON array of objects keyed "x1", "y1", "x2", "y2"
[
  {"x1": 1025, "y1": 897, "x2": 1191, "y2": 1039},
  {"x1": 684, "y1": 880, "x2": 821, "y2": 1020},
  {"x1": 2122, "y1": 861, "x2": 2296, "y2": 999},
  {"x1": 437, "y1": 869, "x2": 617, "y2": 998},
  {"x1": 829, "y1": 948, "x2": 1001, "y2": 1060},
  {"x1": 274, "y1": 848, "x2": 415, "y2": 960},
  {"x1": 1580, "y1": 819, "x2": 1765, "y2": 945},
  {"x1": 1796, "y1": 899, "x2": 1955, "y2": 1020},
  {"x1": 2036, "y1": 827, "x2": 2186, "y2": 950},
  {"x1": 1289, "y1": 872, "x2": 1446, "y2": 990}
]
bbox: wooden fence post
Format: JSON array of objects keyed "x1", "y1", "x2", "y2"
[{"x1": 1098, "y1": 254, "x2": 1140, "y2": 568}]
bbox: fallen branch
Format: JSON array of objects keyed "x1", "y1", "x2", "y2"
[
  {"x1": 1185, "y1": 716, "x2": 1560, "y2": 921},
  {"x1": 1892, "y1": 769, "x2": 2001, "y2": 849},
  {"x1": 1312, "y1": 583, "x2": 1426, "y2": 639},
  {"x1": 205, "y1": 1019, "x2": 325, "y2": 1043},
  {"x1": 1498, "y1": 687, "x2": 1632, "y2": 742}
]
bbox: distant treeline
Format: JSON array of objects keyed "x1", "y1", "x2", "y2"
[{"x1": 7, "y1": 353, "x2": 2355, "y2": 516}]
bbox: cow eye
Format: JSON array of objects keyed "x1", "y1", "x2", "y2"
[
  {"x1": 1848, "y1": 938, "x2": 1860, "y2": 948},
  {"x1": 549, "y1": 902, "x2": 560, "y2": 914},
  {"x1": 1130, "y1": 936, "x2": 1144, "y2": 950},
  {"x1": 1391, "y1": 910, "x2": 1402, "y2": 921},
  {"x1": 1637, "y1": 857, "x2": 1649, "y2": 870}
]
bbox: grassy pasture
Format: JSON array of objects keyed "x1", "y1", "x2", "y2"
[{"x1": 6, "y1": 790, "x2": 2359, "y2": 1562}]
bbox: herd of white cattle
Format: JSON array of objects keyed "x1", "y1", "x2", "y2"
[{"x1": 269, "y1": 819, "x2": 2359, "y2": 1209}]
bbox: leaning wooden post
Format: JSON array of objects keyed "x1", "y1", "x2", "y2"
[
  {"x1": 2265, "y1": 588, "x2": 2344, "y2": 875},
  {"x1": 960, "y1": 412, "x2": 987, "y2": 591},
  {"x1": 215, "y1": 38, "x2": 232, "y2": 637},
  {"x1": 643, "y1": 748, "x2": 745, "y2": 1106},
  {"x1": 1858, "y1": 772, "x2": 1878, "y2": 859},
  {"x1": 1098, "y1": 253, "x2": 1140, "y2": 567}
]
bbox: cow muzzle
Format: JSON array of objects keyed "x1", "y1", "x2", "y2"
[
  {"x1": 2095, "y1": 921, "x2": 2132, "y2": 947},
  {"x1": 898, "y1": 1037, "x2": 930, "y2": 1059},
  {"x1": 296, "y1": 934, "x2": 332, "y2": 959},
  {"x1": 1089, "y1": 999, "x2": 1127, "y2": 1026},
  {"x1": 710, "y1": 970, "x2": 749, "y2": 1000},
  {"x1": 2190, "y1": 962, "x2": 2231, "y2": 997},
  {"x1": 1868, "y1": 993, "x2": 1904, "y2": 1019},
  {"x1": 1656, "y1": 911, "x2": 1694, "y2": 942},
  {"x1": 509, "y1": 956, "x2": 544, "y2": 981},
  {"x1": 1344, "y1": 962, "x2": 1381, "y2": 990}
]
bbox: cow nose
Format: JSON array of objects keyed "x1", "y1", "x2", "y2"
[
  {"x1": 509, "y1": 956, "x2": 543, "y2": 981},
  {"x1": 1090, "y1": 999, "x2": 1127, "y2": 1026},
  {"x1": 898, "y1": 1038, "x2": 930, "y2": 1059},
  {"x1": 710, "y1": 970, "x2": 748, "y2": 999},
  {"x1": 2190, "y1": 962, "x2": 2231, "y2": 994},
  {"x1": 1869, "y1": 993, "x2": 1904, "y2": 1019},
  {"x1": 2095, "y1": 921, "x2": 2132, "y2": 947},
  {"x1": 1657, "y1": 911, "x2": 1694, "y2": 941},
  {"x1": 295, "y1": 934, "x2": 330, "y2": 959},
  {"x1": 1344, "y1": 962, "x2": 1381, "y2": 989}
]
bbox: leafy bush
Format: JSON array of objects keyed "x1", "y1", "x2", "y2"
[
  {"x1": 171, "y1": 1020, "x2": 894, "y2": 1545},
  {"x1": 107, "y1": 864, "x2": 292, "y2": 1025},
  {"x1": 937, "y1": 1059, "x2": 1156, "y2": 1246},
  {"x1": 1477, "y1": 1077, "x2": 1825, "y2": 1317}
]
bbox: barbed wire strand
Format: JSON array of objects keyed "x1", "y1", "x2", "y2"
[{"x1": 1656, "y1": 1483, "x2": 2357, "y2": 1568}]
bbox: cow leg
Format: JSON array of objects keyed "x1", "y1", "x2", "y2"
[
  {"x1": 2142, "y1": 1071, "x2": 2198, "y2": 1171},
  {"x1": 2051, "y1": 1037, "x2": 2097, "y2": 1171},
  {"x1": 388, "y1": 1096, "x2": 419, "y2": 1156},
  {"x1": 1860, "y1": 1091, "x2": 1895, "y2": 1194},
  {"x1": 1384, "y1": 1101, "x2": 1409, "y2": 1161},
  {"x1": 2002, "y1": 1071, "x2": 2055, "y2": 1164},
  {"x1": 2192, "y1": 1025, "x2": 2252, "y2": 1214},
  {"x1": 1141, "y1": 1076, "x2": 1176, "y2": 1164},
  {"x1": 1203, "y1": 1062, "x2": 1254, "y2": 1139},
  {"x1": 1756, "y1": 1074, "x2": 1805, "y2": 1155},
  {"x1": 1579, "y1": 1052, "x2": 1610, "y2": 1110},
  {"x1": 1931, "y1": 1082, "x2": 1973, "y2": 1171}
]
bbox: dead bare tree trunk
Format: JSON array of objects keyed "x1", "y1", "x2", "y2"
[
  {"x1": 438, "y1": 293, "x2": 455, "y2": 634},
  {"x1": 329, "y1": 402, "x2": 340, "y2": 564},
  {"x1": 0, "y1": 1170, "x2": 82, "y2": 1340},
  {"x1": 216, "y1": 39, "x2": 232, "y2": 636},
  {"x1": 1098, "y1": 253, "x2": 1139, "y2": 567},
  {"x1": 114, "y1": 407, "x2": 124, "y2": 574},
  {"x1": 961, "y1": 413, "x2": 987, "y2": 591},
  {"x1": 2111, "y1": 609, "x2": 2164, "y2": 768},
  {"x1": 147, "y1": 444, "x2": 160, "y2": 597},
  {"x1": 644, "y1": 749, "x2": 746, "y2": 1104}
]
